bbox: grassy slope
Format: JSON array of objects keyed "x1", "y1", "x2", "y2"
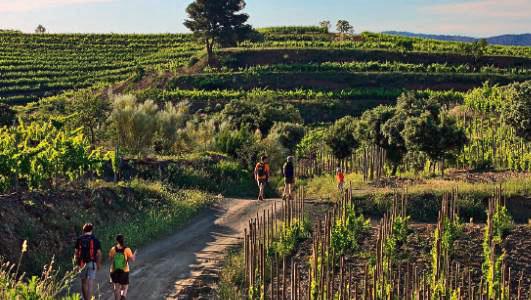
[
  {"x1": 300, "y1": 172, "x2": 531, "y2": 222},
  {"x1": 0, "y1": 179, "x2": 216, "y2": 274}
]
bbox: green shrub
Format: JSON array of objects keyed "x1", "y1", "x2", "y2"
[
  {"x1": 0, "y1": 256, "x2": 79, "y2": 300},
  {"x1": 384, "y1": 215, "x2": 410, "y2": 259},
  {"x1": 271, "y1": 219, "x2": 311, "y2": 257},
  {"x1": 331, "y1": 206, "x2": 370, "y2": 256}
]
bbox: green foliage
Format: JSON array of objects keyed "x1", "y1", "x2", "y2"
[
  {"x1": 481, "y1": 201, "x2": 512, "y2": 298},
  {"x1": 331, "y1": 206, "x2": 370, "y2": 256},
  {"x1": 503, "y1": 81, "x2": 531, "y2": 141},
  {"x1": 325, "y1": 116, "x2": 359, "y2": 159},
  {"x1": 336, "y1": 20, "x2": 353, "y2": 34},
  {"x1": 218, "y1": 250, "x2": 245, "y2": 300},
  {"x1": 66, "y1": 89, "x2": 110, "y2": 144},
  {"x1": 492, "y1": 205, "x2": 513, "y2": 241},
  {"x1": 232, "y1": 61, "x2": 529, "y2": 75},
  {"x1": 296, "y1": 128, "x2": 327, "y2": 158},
  {"x1": 0, "y1": 257, "x2": 79, "y2": 300},
  {"x1": 0, "y1": 103, "x2": 16, "y2": 127},
  {"x1": 220, "y1": 98, "x2": 302, "y2": 134},
  {"x1": 441, "y1": 218, "x2": 464, "y2": 255},
  {"x1": 108, "y1": 94, "x2": 191, "y2": 154},
  {"x1": 0, "y1": 32, "x2": 199, "y2": 104},
  {"x1": 165, "y1": 155, "x2": 257, "y2": 197},
  {"x1": 213, "y1": 126, "x2": 256, "y2": 158},
  {"x1": 241, "y1": 30, "x2": 531, "y2": 57},
  {"x1": 184, "y1": 0, "x2": 252, "y2": 62},
  {"x1": 384, "y1": 216, "x2": 410, "y2": 259},
  {"x1": 258, "y1": 26, "x2": 328, "y2": 34},
  {"x1": 98, "y1": 181, "x2": 217, "y2": 252},
  {"x1": 271, "y1": 219, "x2": 311, "y2": 257},
  {"x1": 0, "y1": 121, "x2": 103, "y2": 192},
  {"x1": 461, "y1": 82, "x2": 531, "y2": 171},
  {"x1": 357, "y1": 105, "x2": 405, "y2": 173},
  {"x1": 267, "y1": 122, "x2": 305, "y2": 153},
  {"x1": 402, "y1": 111, "x2": 467, "y2": 163}
]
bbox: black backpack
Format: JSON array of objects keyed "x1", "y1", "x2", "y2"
[
  {"x1": 257, "y1": 163, "x2": 266, "y2": 177},
  {"x1": 77, "y1": 235, "x2": 96, "y2": 266},
  {"x1": 284, "y1": 162, "x2": 294, "y2": 178}
]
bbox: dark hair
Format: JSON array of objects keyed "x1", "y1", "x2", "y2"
[
  {"x1": 116, "y1": 234, "x2": 125, "y2": 247},
  {"x1": 82, "y1": 223, "x2": 93, "y2": 233},
  {"x1": 261, "y1": 155, "x2": 268, "y2": 162}
]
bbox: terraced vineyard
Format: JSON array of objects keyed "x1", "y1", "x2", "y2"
[
  {"x1": 2, "y1": 28, "x2": 531, "y2": 108},
  {"x1": 0, "y1": 32, "x2": 201, "y2": 105}
]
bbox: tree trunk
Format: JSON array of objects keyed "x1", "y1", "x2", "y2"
[
  {"x1": 89, "y1": 126, "x2": 95, "y2": 146},
  {"x1": 391, "y1": 164, "x2": 398, "y2": 177},
  {"x1": 205, "y1": 38, "x2": 214, "y2": 66}
]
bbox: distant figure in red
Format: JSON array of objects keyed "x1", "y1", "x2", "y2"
[{"x1": 336, "y1": 167, "x2": 345, "y2": 193}]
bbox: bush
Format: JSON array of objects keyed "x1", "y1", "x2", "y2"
[
  {"x1": 267, "y1": 122, "x2": 305, "y2": 153},
  {"x1": 0, "y1": 103, "x2": 16, "y2": 127},
  {"x1": 271, "y1": 219, "x2": 311, "y2": 257},
  {"x1": 213, "y1": 126, "x2": 256, "y2": 158},
  {"x1": 0, "y1": 256, "x2": 79, "y2": 300},
  {"x1": 296, "y1": 128, "x2": 327, "y2": 158},
  {"x1": 108, "y1": 94, "x2": 191, "y2": 154},
  {"x1": 331, "y1": 206, "x2": 370, "y2": 255}
]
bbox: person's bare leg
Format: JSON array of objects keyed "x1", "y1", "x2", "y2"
[
  {"x1": 121, "y1": 285, "x2": 129, "y2": 299},
  {"x1": 81, "y1": 279, "x2": 89, "y2": 300},
  {"x1": 87, "y1": 279, "x2": 95, "y2": 300},
  {"x1": 114, "y1": 284, "x2": 122, "y2": 300},
  {"x1": 288, "y1": 183, "x2": 293, "y2": 199}
]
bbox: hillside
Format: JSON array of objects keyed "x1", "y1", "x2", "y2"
[
  {"x1": 1, "y1": 29, "x2": 531, "y2": 106},
  {"x1": 1, "y1": 25, "x2": 531, "y2": 299},
  {"x1": 384, "y1": 31, "x2": 531, "y2": 46}
]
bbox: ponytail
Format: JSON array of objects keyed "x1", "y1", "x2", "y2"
[{"x1": 116, "y1": 234, "x2": 125, "y2": 248}]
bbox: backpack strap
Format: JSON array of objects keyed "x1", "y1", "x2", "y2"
[{"x1": 89, "y1": 238, "x2": 94, "y2": 261}]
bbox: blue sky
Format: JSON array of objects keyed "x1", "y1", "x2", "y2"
[{"x1": 0, "y1": 0, "x2": 529, "y2": 36}]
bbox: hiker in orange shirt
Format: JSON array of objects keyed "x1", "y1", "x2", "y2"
[
  {"x1": 254, "y1": 155, "x2": 270, "y2": 201},
  {"x1": 336, "y1": 167, "x2": 345, "y2": 193},
  {"x1": 109, "y1": 234, "x2": 136, "y2": 300}
]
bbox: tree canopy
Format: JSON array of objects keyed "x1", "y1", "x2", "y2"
[
  {"x1": 336, "y1": 20, "x2": 353, "y2": 34},
  {"x1": 326, "y1": 116, "x2": 359, "y2": 160},
  {"x1": 503, "y1": 81, "x2": 531, "y2": 141},
  {"x1": 184, "y1": 0, "x2": 252, "y2": 64}
]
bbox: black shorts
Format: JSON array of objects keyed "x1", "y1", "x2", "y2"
[
  {"x1": 284, "y1": 177, "x2": 295, "y2": 184},
  {"x1": 111, "y1": 270, "x2": 129, "y2": 285}
]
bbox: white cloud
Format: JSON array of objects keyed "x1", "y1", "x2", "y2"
[{"x1": 0, "y1": 0, "x2": 113, "y2": 12}]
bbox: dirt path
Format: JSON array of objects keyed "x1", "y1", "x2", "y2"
[{"x1": 89, "y1": 197, "x2": 281, "y2": 300}]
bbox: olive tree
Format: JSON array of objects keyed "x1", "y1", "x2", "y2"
[
  {"x1": 357, "y1": 105, "x2": 405, "y2": 175},
  {"x1": 326, "y1": 116, "x2": 359, "y2": 160}
]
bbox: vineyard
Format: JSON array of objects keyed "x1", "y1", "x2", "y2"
[
  {"x1": 216, "y1": 183, "x2": 531, "y2": 299},
  {"x1": 1, "y1": 20, "x2": 530, "y2": 300},
  {"x1": 2, "y1": 28, "x2": 531, "y2": 106},
  {"x1": 0, "y1": 32, "x2": 201, "y2": 105}
]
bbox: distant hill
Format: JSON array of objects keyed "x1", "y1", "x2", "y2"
[{"x1": 383, "y1": 31, "x2": 531, "y2": 46}]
